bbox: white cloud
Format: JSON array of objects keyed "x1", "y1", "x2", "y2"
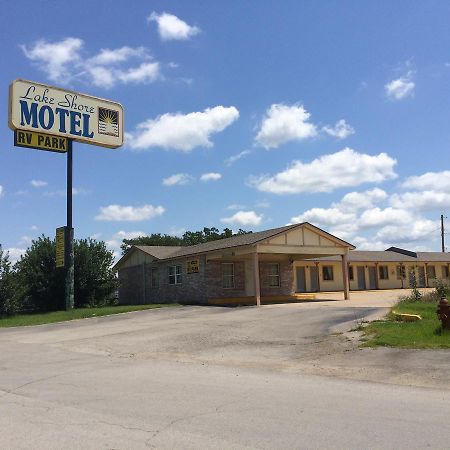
[
  {"x1": 385, "y1": 71, "x2": 415, "y2": 100},
  {"x1": 30, "y1": 225, "x2": 38, "y2": 231},
  {"x1": 168, "y1": 226, "x2": 186, "y2": 237},
  {"x1": 375, "y1": 219, "x2": 436, "y2": 243},
  {"x1": 88, "y1": 46, "x2": 148, "y2": 65},
  {"x1": 358, "y1": 207, "x2": 413, "y2": 229},
  {"x1": 30, "y1": 179, "x2": 48, "y2": 188},
  {"x1": 118, "y1": 62, "x2": 161, "y2": 84},
  {"x1": 22, "y1": 38, "x2": 161, "y2": 88},
  {"x1": 401, "y1": 171, "x2": 450, "y2": 191},
  {"x1": 322, "y1": 119, "x2": 355, "y2": 139},
  {"x1": 148, "y1": 12, "x2": 200, "y2": 41},
  {"x1": 21, "y1": 37, "x2": 83, "y2": 82},
  {"x1": 114, "y1": 230, "x2": 147, "y2": 240},
  {"x1": 162, "y1": 173, "x2": 194, "y2": 186},
  {"x1": 291, "y1": 208, "x2": 356, "y2": 227},
  {"x1": 221, "y1": 210, "x2": 263, "y2": 226},
  {"x1": 18, "y1": 236, "x2": 33, "y2": 246},
  {"x1": 95, "y1": 204, "x2": 165, "y2": 221},
  {"x1": 43, "y1": 187, "x2": 88, "y2": 197},
  {"x1": 249, "y1": 148, "x2": 397, "y2": 194},
  {"x1": 127, "y1": 106, "x2": 239, "y2": 152},
  {"x1": 255, "y1": 103, "x2": 317, "y2": 149},
  {"x1": 224, "y1": 149, "x2": 251, "y2": 166},
  {"x1": 289, "y1": 185, "x2": 441, "y2": 250},
  {"x1": 0, "y1": 185, "x2": 3, "y2": 198},
  {"x1": 338, "y1": 188, "x2": 388, "y2": 212},
  {"x1": 200, "y1": 172, "x2": 222, "y2": 182},
  {"x1": 390, "y1": 191, "x2": 450, "y2": 212},
  {"x1": 227, "y1": 203, "x2": 245, "y2": 210},
  {"x1": 4, "y1": 248, "x2": 26, "y2": 264}
]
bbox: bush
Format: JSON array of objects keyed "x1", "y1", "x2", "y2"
[
  {"x1": 74, "y1": 239, "x2": 118, "y2": 308},
  {"x1": 0, "y1": 247, "x2": 19, "y2": 316},
  {"x1": 14, "y1": 236, "x2": 119, "y2": 312}
]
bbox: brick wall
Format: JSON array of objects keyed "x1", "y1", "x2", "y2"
[
  {"x1": 259, "y1": 260, "x2": 293, "y2": 296},
  {"x1": 205, "y1": 260, "x2": 246, "y2": 298}
]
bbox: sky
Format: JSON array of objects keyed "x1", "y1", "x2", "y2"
[{"x1": 1, "y1": 0, "x2": 450, "y2": 261}]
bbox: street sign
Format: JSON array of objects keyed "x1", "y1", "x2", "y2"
[
  {"x1": 56, "y1": 227, "x2": 66, "y2": 268},
  {"x1": 9, "y1": 79, "x2": 124, "y2": 149},
  {"x1": 14, "y1": 129, "x2": 70, "y2": 153}
]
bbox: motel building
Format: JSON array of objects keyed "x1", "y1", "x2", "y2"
[{"x1": 114, "y1": 222, "x2": 450, "y2": 306}]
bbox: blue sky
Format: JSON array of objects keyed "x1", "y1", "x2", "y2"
[{"x1": 1, "y1": 0, "x2": 450, "y2": 260}]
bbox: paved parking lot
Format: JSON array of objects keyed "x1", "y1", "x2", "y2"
[{"x1": 1, "y1": 290, "x2": 449, "y2": 449}]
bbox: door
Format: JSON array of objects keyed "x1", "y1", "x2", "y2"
[
  {"x1": 368, "y1": 266, "x2": 377, "y2": 290},
  {"x1": 310, "y1": 266, "x2": 319, "y2": 292},
  {"x1": 296, "y1": 267, "x2": 306, "y2": 292},
  {"x1": 357, "y1": 266, "x2": 366, "y2": 290},
  {"x1": 417, "y1": 266, "x2": 426, "y2": 287}
]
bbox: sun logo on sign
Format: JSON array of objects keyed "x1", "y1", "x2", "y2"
[{"x1": 98, "y1": 107, "x2": 119, "y2": 137}]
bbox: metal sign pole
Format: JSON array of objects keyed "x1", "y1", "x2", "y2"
[{"x1": 65, "y1": 142, "x2": 74, "y2": 310}]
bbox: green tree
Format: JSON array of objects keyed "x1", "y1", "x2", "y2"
[
  {"x1": 14, "y1": 236, "x2": 64, "y2": 311},
  {"x1": 74, "y1": 239, "x2": 118, "y2": 308},
  {"x1": 0, "y1": 246, "x2": 18, "y2": 316},
  {"x1": 121, "y1": 227, "x2": 252, "y2": 254},
  {"x1": 14, "y1": 236, "x2": 118, "y2": 312}
]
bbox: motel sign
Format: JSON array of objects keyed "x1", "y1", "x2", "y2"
[{"x1": 9, "y1": 79, "x2": 123, "y2": 148}]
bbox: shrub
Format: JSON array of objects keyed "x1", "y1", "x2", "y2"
[{"x1": 0, "y1": 247, "x2": 19, "y2": 316}]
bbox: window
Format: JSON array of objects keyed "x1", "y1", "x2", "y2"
[
  {"x1": 168, "y1": 265, "x2": 182, "y2": 285},
  {"x1": 378, "y1": 265, "x2": 389, "y2": 280},
  {"x1": 150, "y1": 267, "x2": 158, "y2": 287},
  {"x1": 322, "y1": 266, "x2": 334, "y2": 281},
  {"x1": 442, "y1": 266, "x2": 450, "y2": 279},
  {"x1": 348, "y1": 266, "x2": 354, "y2": 281},
  {"x1": 268, "y1": 263, "x2": 280, "y2": 287},
  {"x1": 426, "y1": 265, "x2": 436, "y2": 279},
  {"x1": 396, "y1": 265, "x2": 406, "y2": 280},
  {"x1": 222, "y1": 263, "x2": 235, "y2": 288}
]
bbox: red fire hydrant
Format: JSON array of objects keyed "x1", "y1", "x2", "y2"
[{"x1": 437, "y1": 297, "x2": 450, "y2": 330}]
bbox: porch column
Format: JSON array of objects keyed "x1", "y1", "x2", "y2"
[
  {"x1": 253, "y1": 252, "x2": 261, "y2": 306},
  {"x1": 341, "y1": 253, "x2": 350, "y2": 300},
  {"x1": 375, "y1": 262, "x2": 379, "y2": 290},
  {"x1": 424, "y1": 263, "x2": 429, "y2": 288}
]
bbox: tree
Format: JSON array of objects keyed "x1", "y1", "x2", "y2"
[
  {"x1": 121, "y1": 227, "x2": 252, "y2": 254},
  {"x1": 0, "y1": 246, "x2": 18, "y2": 316},
  {"x1": 74, "y1": 239, "x2": 119, "y2": 308},
  {"x1": 14, "y1": 236, "x2": 118, "y2": 312}
]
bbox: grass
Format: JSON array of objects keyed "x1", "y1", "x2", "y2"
[
  {"x1": 0, "y1": 303, "x2": 180, "y2": 328},
  {"x1": 362, "y1": 299, "x2": 450, "y2": 349}
]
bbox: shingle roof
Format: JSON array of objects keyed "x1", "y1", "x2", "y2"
[
  {"x1": 309, "y1": 250, "x2": 450, "y2": 263},
  {"x1": 141, "y1": 224, "x2": 301, "y2": 260}
]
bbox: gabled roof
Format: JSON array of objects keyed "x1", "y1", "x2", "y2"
[
  {"x1": 114, "y1": 222, "x2": 355, "y2": 269},
  {"x1": 309, "y1": 250, "x2": 450, "y2": 263}
]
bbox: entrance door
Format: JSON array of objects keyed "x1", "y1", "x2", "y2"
[
  {"x1": 310, "y1": 266, "x2": 319, "y2": 292},
  {"x1": 417, "y1": 266, "x2": 426, "y2": 287},
  {"x1": 368, "y1": 267, "x2": 377, "y2": 290},
  {"x1": 296, "y1": 267, "x2": 306, "y2": 292},
  {"x1": 357, "y1": 266, "x2": 366, "y2": 290}
]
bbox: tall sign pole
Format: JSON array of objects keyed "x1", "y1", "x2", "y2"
[
  {"x1": 66, "y1": 143, "x2": 74, "y2": 310},
  {"x1": 441, "y1": 214, "x2": 445, "y2": 253},
  {"x1": 9, "y1": 79, "x2": 124, "y2": 311}
]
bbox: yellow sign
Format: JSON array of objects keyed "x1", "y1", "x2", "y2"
[
  {"x1": 56, "y1": 227, "x2": 66, "y2": 268},
  {"x1": 187, "y1": 259, "x2": 199, "y2": 274},
  {"x1": 14, "y1": 129, "x2": 70, "y2": 153}
]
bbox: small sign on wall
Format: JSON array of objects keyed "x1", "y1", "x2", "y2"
[{"x1": 187, "y1": 259, "x2": 199, "y2": 274}]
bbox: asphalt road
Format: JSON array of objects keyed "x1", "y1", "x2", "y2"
[{"x1": 1, "y1": 297, "x2": 449, "y2": 449}]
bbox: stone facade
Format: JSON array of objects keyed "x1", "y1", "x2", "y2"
[
  {"x1": 205, "y1": 261, "x2": 247, "y2": 299},
  {"x1": 259, "y1": 261, "x2": 294, "y2": 297},
  {"x1": 118, "y1": 256, "x2": 297, "y2": 305}
]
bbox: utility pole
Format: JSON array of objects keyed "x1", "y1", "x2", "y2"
[{"x1": 441, "y1": 214, "x2": 445, "y2": 253}]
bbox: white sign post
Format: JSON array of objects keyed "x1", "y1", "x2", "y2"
[{"x1": 9, "y1": 79, "x2": 124, "y2": 310}]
